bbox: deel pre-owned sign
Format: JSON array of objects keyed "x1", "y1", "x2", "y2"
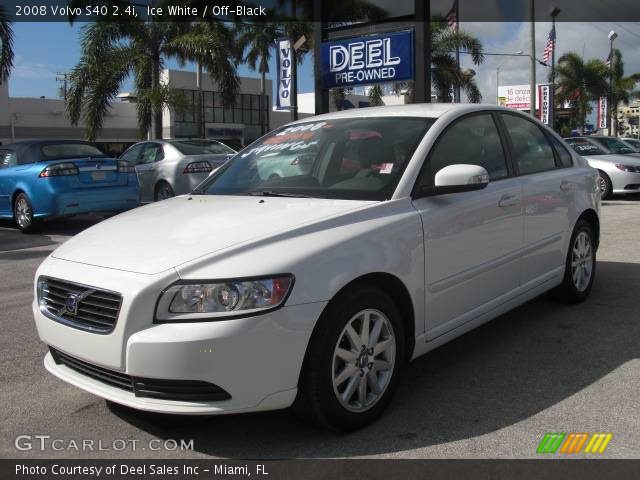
[{"x1": 321, "y1": 30, "x2": 414, "y2": 89}]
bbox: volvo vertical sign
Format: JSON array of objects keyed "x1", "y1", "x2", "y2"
[
  {"x1": 321, "y1": 31, "x2": 414, "y2": 89},
  {"x1": 276, "y1": 37, "x2": 294, "y2": 110}
]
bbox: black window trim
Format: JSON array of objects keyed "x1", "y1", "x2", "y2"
[
  {"x1": 497, "y1": 111, "x2": 559, "y2": 177},
  {"x1": 411, "y1": 110, "x2": 514, "y2": 198},
  {"x1": 546, "y1": 132, "x2": 574, "y2": 169}
]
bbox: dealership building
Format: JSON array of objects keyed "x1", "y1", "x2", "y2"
[{"x1": 0, "y1": 70, "x2": 294, "y2": 153}]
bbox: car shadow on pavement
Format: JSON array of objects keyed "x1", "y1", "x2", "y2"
[
  {"x1": 0, "y1": 216, "x2": 105, "y2": 252},
  {"x1": 107, "y1": 260, "x2": 640, "y2": 458}
]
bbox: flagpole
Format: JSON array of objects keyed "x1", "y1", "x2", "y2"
[
  {"x1": 550, "y1": 6, "x2": 561, "y2": 131},
  {"x1": 454, "y1": 0, "x2": 460, "y2": 103}
]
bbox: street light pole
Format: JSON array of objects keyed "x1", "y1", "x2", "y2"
[
  {"x1": 529, "y1": 0, "x2": 537, "y2": 118},
  {"x1": 549, "y1": 6, "x2": 561, "y2": 130},
  {"x1": 608, "y1": 30, "x2": 617, "y2": 136}
]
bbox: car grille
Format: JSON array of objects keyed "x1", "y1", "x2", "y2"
[
  {"x1": 38, "y1": 277, "x2": 122, "y2": 334},
  {"x1": 50, "y1": 348, "x2": 231, "y2": 402}
]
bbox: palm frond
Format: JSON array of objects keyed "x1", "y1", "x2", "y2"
[{"x1": 0, "y1": 5, "x2": 14, "y2": 82}]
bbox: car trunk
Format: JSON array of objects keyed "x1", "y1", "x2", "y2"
[{"x1": 67, "y1": 158, "x2": 128, "y2": 188}]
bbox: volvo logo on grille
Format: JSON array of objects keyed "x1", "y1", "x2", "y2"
[
  {"x1": 65, "y1": 294, "x2": 79, "y2": 315},
  {"x1": 56, "y1": 289, "x2": 95, "y2": 317}
]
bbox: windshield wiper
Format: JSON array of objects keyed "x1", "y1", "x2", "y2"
[{"x1": 245, "y1": 190, "x2": 312, "y2": 198}]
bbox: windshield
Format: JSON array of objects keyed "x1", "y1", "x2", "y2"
[
  {"x1": 194, "y1": 117, "x2": 434, "y2": 201},
  {"x1": 591, "y1": 137, "x2": 637, "y2": 154},
  {"x1": 170, "y1": 140, "x2": 236, "y2": 155},
  {"x1": 621, "y1": 139, "x2": 640, "y2": 152},
  {"x1": 40, "y1": 143, "x2": 107, "y2": 159},
  {"x1": 565, "y1": 138, "x2": 607, "y2": 156}
]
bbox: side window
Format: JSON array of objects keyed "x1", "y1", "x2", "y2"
[
  {"x1": 140, "y1": 144, "x2": 162, "y2": 164},
  {"x1": 419, "y1": 113, "x2": 508, "y2": 187},
  {"x1": 502, "y1": 114, "x2": 556, "y2": 175},
  {"x1": 120, "y1": 145, "x2": 143, "y2": 164},
  {"x1": 0, "y1": 150, "x2": 14, "y2": 168},
  {"x1": 550, "y1": 137, "x2": 573, "y2": 168}
]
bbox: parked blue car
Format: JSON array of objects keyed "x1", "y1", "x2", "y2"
[{"x1": 0, "y1": 140, "x2": 140, "y2": 233}]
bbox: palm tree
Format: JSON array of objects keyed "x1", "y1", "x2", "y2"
[
  {"x1": 66, "y1": 2, "x2": 239, "y2": 140},
  {"x1": 368, "y1": 85, "x2": 384, "y2": 106},
  {"x1": 237, "y1": 14, "x2": 280, "y2": 135},
  {"x1": 555, "y1": 52, "x2": 609, "y2": 133},
  {"x1": 391, "y1": 15, "x2": 484, "y2": 103},
  {"x1": 0, "y1": 4, "x2": 14, "y2": 83},
  {"x1": 431, "y1": 14, "x2": 483, "y2": 103},
  {"x1": 610, "y1": 49, "x2": 640, "y2": 136}
]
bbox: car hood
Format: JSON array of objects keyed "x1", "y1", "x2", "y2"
[{"x1": 52, "y1": 195, "x2": 374, "y2": 274}]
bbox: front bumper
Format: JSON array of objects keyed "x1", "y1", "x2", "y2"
[
  {"x1": 34, "y1": 257, "x2": 326, "y2": 414},
  {"x1": 609, "y1": 170, "x2": 640, "y2": 194}
]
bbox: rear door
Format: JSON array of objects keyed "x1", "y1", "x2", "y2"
[
  {"x1": 136, "y1": 143, "x2": 164, "y2": 202},
  {"x1": 412, "y1": 112, "x2": 524, "y2": 339},
  {"x1": 499, "y1": 113, "x2": 572, "y2": 287},
  {"x1": 121, "y1": 144, "x2": 147, "y2": 200}
]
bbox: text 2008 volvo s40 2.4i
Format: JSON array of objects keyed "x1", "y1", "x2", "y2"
[{"x1": 33, "y1": 105, "x2": 600, "y2": 431}]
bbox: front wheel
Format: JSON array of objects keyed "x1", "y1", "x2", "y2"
[
  {"x1": 13, "y1": 193, "x2": 38, "y2": 233},
  {"x1": 294, "y1": 286, "x2": 405, "y2": 431},
  {"x1": 552, "y1": 220, "x2": 596, "y2": 303},
  {"x1": 597, "y1": 171, "x2": 613, "y2": 199}
]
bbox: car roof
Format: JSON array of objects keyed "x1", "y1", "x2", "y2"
[{"x1": 285, "y1": 103, "x2": 530, "y2": 124}]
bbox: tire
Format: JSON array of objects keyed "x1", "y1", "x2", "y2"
[
  {"x1": 294, "y1": 285, "x2": 405, "y2": 431},
  {"x1": 552, "y1": 219, "x2": 596, "y2": 304},
  {"x1": 154, "y1": 181, "x2": 175, "y2": 201},
  {"x1": 597, "y1": 171, "x2": 613, "y2": 199},
  {"x1": 13, "y1": 193, "x2": 38, "y2": 234}
]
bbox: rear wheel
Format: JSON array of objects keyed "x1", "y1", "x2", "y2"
[
  {"x1": 294, "y1": 285, "x2": 405, "y2": 431},
  {"x1": 154, "y1": 181, "x2": 175, "y2": 201},
  {"x1": 552, "y1": 219, "x2": 596, "y2": 303},
  {"x1": 13, "y1": 193, "x2": 38, "y2": 233},
  {"x1": 597, "y1": 171, "x2": 612, "y2": 199}
]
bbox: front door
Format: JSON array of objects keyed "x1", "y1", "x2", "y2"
[{"x1": 412, "y1": 113, "x2": 524, "y2": 339}]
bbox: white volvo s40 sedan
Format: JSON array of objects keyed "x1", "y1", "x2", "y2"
[{"x1": 33, "y1": 105, "x2": 600, "y2": 431}]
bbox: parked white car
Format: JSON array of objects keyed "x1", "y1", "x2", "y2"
[
  {"x1": 120, "y1": 139, "x2": 236, "y2": 202},
  {"x1": 33, "y1": 105, "x2": 600, "y2": 431},
  {"x1": 565, "y1": 137, "x2": 640, "y2": 198}
]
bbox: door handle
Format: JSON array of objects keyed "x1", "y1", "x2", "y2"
[
  {"x1": 560, "y1": 180, "x2": 575, "y2": 192},
  {"x1": 498, "y1": 194, "x2": 520, "y2": 208}
]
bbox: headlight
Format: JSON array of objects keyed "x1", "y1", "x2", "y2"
[
  {"x1": 615, "y1": 164, "x2": 640, "y2": 173},
  {"x1": 155, "y1": 275, "x2": 294, "y2": 322}
]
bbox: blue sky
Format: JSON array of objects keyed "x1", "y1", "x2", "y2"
[
  {"x1": 8, "y1": 20, "x2": 640, "y2": 121},
  {"x1": 9, "y1": 22, "x2": 315, "y2": 99}
]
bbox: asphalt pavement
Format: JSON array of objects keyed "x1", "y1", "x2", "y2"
[{"x1": 1, "y1": 200, "x2": 639, "y2": 459}]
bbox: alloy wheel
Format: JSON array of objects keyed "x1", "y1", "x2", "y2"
[
  {"x1": 597, "y1": 176, "x2": 607, "y2": 194},
  {"x1": 571, "y1": 231, "x2": 593, "y2": 292},
  {"x1": 331, "y1": 309, "x2": 396, "y2": 413},
  {"x1": 15, "y1": 197, "x2": 32, "y2": 229}
]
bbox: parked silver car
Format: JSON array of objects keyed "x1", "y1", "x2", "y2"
[
  {"x1": 120, "y1": 139, "x2": 236, "y2": 202},
  {"x1": 565, "y1": 137, "x2": 640, "y2": 198}
]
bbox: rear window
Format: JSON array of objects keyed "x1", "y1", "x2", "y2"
[
  {"x1": 40, "y1": 143, "x2": 106, "y2": 159},
  {"x1": 565, "y1": 139, "x2": 606, "y2": 156},
  {"x1": 170, "y1": 140, "x2": 235, "y2": 155}
]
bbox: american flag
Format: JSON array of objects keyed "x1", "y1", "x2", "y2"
[
  {"x1": 542, "y1": 25, "x2": 555, "y2": 65},
  {"x1": 446, "y1": 0, "x2": 458, "y2": 30}
]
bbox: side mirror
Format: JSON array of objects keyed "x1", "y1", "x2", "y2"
[{"x1": 417, "y1": 164, "x2": 490, "y2": 197}]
